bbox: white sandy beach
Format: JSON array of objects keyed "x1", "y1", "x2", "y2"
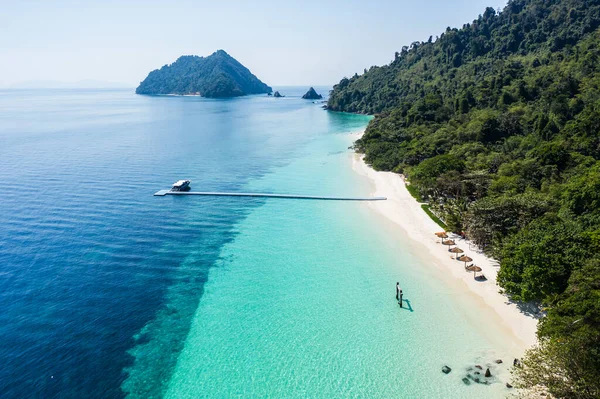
[{"x1": 350, "y1": 133, "x2": 539, "y2": 353}]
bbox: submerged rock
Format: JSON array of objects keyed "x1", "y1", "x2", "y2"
[
  {"x1": 495, "y1": 359, "x2": 503, "y2": 364},
  {"x1": 462, "y1": 377, "x2": 471, "y2": 385},
  {"x1": 442, "y1": 365, "x2": 452, "y2": 374},
  {"x1": 301, "y1": 87, "x2": 323, "y2": 99},
  {"x1": 475, "y1": 365, "x2": 483, "y2": 370}
]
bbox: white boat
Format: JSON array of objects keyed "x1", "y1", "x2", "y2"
[{"x1": 171, "y1": 180, "x2": 191, "y2": 191}]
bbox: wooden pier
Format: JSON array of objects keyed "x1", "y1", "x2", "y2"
[{"x1": 153, "y1": 190, "x2": 386, "y2": 201}]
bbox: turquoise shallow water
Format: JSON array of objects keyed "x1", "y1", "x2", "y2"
[
  {"x1": 158, "y1": 127, "x2": 514, "y2": 398},
  {"x1": 0, "y1": 88, "x2": 515, "y2": 398}
]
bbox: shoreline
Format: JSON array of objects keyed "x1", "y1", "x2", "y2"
[{"x1": 349, "y1": 132, "x2": 539, "y2": 352}]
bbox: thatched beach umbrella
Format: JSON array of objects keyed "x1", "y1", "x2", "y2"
[
  {"x1": 449, "y1": 247, "x2": 464, "y2": 258},
  {"x1": 458, "y1": 255, "x2": 473, "y2": 267},
  {"x1": 435, "y1": 232, "x2": 448, "y2": 239},
  {"x1": 466, "y1": 265, "x2": 483, "y2": 278},
  {"x1": 442, "y1": 239, "x2": 455, "y2": 247}
]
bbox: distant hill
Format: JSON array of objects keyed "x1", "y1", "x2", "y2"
[
  {"x1": 9, "y1": 80, "x2": 130, "y2": 89},
  {"x1": 136, "y1": 50, "x2": 272, "y2": 97}
]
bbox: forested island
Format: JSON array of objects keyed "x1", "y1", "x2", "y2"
[
  {"x1": 136, "y1": 50, "x2": 272, "y2": 97},
  {"x1": 329, "y1": 0, "x2": 600, "y2": 397}
]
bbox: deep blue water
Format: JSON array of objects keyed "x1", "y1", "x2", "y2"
[{"x1": 0, "y1": 87, "x2": 369, "y2": 398}]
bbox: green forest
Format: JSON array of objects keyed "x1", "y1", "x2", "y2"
[{"x1": 328, "y1": 0, "x2": 600, "y2": 397}]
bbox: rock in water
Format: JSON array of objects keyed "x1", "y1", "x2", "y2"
[
  {"x1": 485, "y1": 368, "x2": 492, "y2": 377},
  {"x1": 495, "y1": 359, "x2": 503, "y2": 364},
  {"x1": 506, "y1": 382, "x2": 513, "y2": 388},
  {"x1": 273, "y1": 91, "x2": 283, "y2": 98},
  {"x1": 462, "y1": 377, "x2": 471, "y2": 385},
  {"x1": 442, "y1": 365, "x2": 452, "y2": 374},
  {"x1": 302, "y1": 87, "x2": 323, "y2": 99}
]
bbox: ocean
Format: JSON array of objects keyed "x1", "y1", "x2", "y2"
[{"x1": 0, "y1": 87, "x2": 513, "y2": 398}]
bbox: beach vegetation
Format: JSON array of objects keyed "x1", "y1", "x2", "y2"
[
  {"x1": 513, "y1": 258, "x2": 600, "y2": 399},
  {"x1": 405, "y1": 183, "x2": 423, "y2": 202},
  {"x1": 421, "y1": 204, "x2": 448, "y2": 230}
]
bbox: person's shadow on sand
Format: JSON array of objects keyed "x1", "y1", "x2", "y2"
[{"x1": 399, "y1": 298, "x2": 414, "y2": 312}]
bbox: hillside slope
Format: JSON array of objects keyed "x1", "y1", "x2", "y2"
[{"x1": 136, "y1": 50, "x2": 272, "y2": 97}]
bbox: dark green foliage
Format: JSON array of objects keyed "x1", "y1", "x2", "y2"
[
  {"x1": 329, "y1": 1, "x2": 600, "y2": 395},
  {"x1": 514, "y1": 259, "x2": 600, "y2": 398},
  {"x1": 410, "y1": 154, "x2": 465, "y2": 193},
  {"x1": 464, "y1": 192, "x2": 554, "y2": 249},
  {"x1": 561, "y1": 162, "x2": 600, "y2": 215},
  {"x1": 136, "y1": 50, "x2": 272, "y2": 97},
  {"x1": 539, "y1": 258, "x2": 600, "y2": 340},
  {"x1": 405, "y1": 183, "x2": 423, "y2": 202},
  {"x1": 496, "y1": 216, "x2": 590, "y2": 301},
  {"x1": 329, "y1": 0, "x2": 600, "y2": 115},
  {"x1": 421, "y1": 204, "x2": 448, "y2": 229}
]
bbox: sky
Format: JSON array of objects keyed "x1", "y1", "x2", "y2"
[{"x1": 1, "y1": 0, "x2": 506, "y2": 87}]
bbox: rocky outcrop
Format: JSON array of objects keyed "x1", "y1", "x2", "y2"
[
  {"x1": 273, "y1": 91, "x2": 284, "y2": 98},
  {"x1": 301, "y1": 87, "x2": 323, "y2": 100}
]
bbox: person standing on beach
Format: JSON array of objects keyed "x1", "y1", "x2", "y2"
[
  {"x1": 396, "y1": 282, "x2": 400, "y2": 300},
  {"x1": 399, "y1": 289, "x2": 403, "y2": 307}
]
